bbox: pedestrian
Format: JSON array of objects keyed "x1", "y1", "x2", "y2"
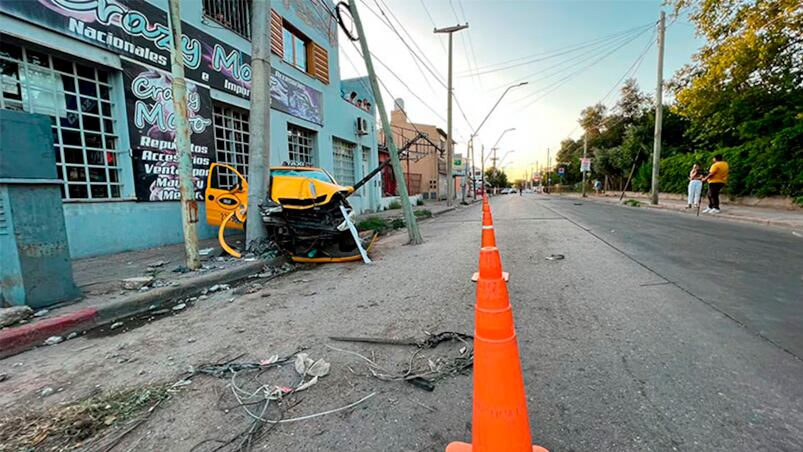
[
  {"x1": 687, "y1": 163, "x2": 703, "y2": 208},
  {"x1": 702, "y1": 154, "x2": 729, "y2": 214},
  {"x1": 593, "y1": 179, "x2": 602, "y2": 195}
]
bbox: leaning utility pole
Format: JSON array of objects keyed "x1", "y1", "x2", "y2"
[
  {"x1": 246, "y1": 0, "x2": 272, "y2": 247},
  {"x1": 581, "y1": 133, "x2": 588, "y2": 197},
  {"x1": 167, "y1": 0, "x2": 200, "y2": 270},
  {"x1": 349, "y1": 0, "x2": 422, "y2": 244},
  {"x1": 434, "y1": 24, "x2": 468, "y2": 206},
  {"x1": 650, "y1": 11, "x2": 665, "y2": 205}
]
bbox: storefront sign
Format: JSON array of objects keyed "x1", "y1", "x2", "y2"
[
  {"x1": 1, "y1": 0, "x2": 326, "y2": 124},
  {"x1": 271, "y1": 69, "x2": 323, "y2": 125},
  {"x1": 580, "y1": 158, "x2": 591, "y2": 172},
  {"x1": 123, "y1": 60, "x2": 214, "y2": 202},
  {"x1": 1, "y1": 0, "x2": 252, "y2": 100}
]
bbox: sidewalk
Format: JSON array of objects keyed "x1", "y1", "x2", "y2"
[
  {"x1": 0, "y1": 236, "x2": 284, "y2": 358},
  {"x1": 356, "y1": 197, "x2": 479, "y2": 223},
  {"x1": 562, "y1": 192, "x2": 803, "y2": 230}
]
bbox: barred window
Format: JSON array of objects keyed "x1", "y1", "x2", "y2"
[
  {"x1": 0, "y1": 39, "x2": 121, "y2": 200},
  {"x1": 332, "y1": 138, "x2": 355, "y2": 186},
  {"x1": 287, "y1": 123, "x2": 315, "y2": 165},
  {"x1": 203, "y1": 0, "x2": 252, "y2": 39},
  {"x1": 213, "y1": 103, "x2": 249, "y2": 187}
]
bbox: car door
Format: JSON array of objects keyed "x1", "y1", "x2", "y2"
[{"x1": 205, "y1": 163, "x2": 248, "y2": 229}]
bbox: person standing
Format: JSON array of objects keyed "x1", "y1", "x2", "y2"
[
  {"x1": 687, "y1": 163, "x2": 703, "y2": 208},
  {"x1": 702, "y1": 154, "x2": 729, "y2": 214}
]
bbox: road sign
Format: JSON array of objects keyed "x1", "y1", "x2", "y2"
[
  {"x1": 558, "y1": 167, "x2": 565, "y2": 176},
  {"x1": 580, "y1": 158, "x2": 591, "y2": 172}
]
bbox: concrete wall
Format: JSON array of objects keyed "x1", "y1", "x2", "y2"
[{"x1": 0, "y1": 0, "x2": 380, "y2": 258}]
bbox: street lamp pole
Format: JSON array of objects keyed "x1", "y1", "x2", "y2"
[{"x1": 471, "y1": 82, "x2": 527, "y2": 196}]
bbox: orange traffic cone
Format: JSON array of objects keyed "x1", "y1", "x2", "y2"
[
  {"x1": 481, "y1": 209, "x2": 496, "y2": 248},
  {"x1": 448, "y1": 246, "x2": 548, "y2": 452}
]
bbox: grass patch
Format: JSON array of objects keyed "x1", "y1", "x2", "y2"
[
  {"x1": 794, "y1": 195, "x2": 803, "y2": 207},
  {"x1": 623, "y1": 199, "x2": 642, "y2": 207},
  {"x1": 387, "y1": 200, "x2": 402, "y2": 210},
  {"x1": 357, "y1": 216, "x2": 392, "y2": 234},
  {"x1": 0, "y1": 383, "x2": 171, "y2": 451},
  {"x1": 391, "y1": 218, "x2": 406, "y2": 229},
  {"x1": 414, "y1": 209, "x2": 433, "y2": 219}
]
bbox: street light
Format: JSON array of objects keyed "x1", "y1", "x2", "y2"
[
  {"x1": 470, "y1": 82, "x2": 528, "y2": 197},
  {"x1": 498, "y1": 150, "x2": 516, "y2": 167}
]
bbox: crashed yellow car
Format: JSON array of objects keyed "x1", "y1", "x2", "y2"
[{"x1": 206, "y1": 163, "x2": 377, "y2": 262}]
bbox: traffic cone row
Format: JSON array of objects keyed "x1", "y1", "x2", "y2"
[{"x1": 447, "y1": 197, "x2": 548, "y2": 452}]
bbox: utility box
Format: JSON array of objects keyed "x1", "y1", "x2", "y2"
[{"x1": 0, "y1": 110, "x2": 80, "y2": 308}]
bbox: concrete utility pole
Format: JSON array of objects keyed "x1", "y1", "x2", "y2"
[
  {"x1": 546, "y1": 148, "x2": 551, "y2": 193},
  {"x1": 246, "y1": 0, "x2": 272, "y2": 247},
  {"x1": 167, "y1": 0, "x2": 200, "y2": 270},
  {"x1": 434, "y1": 24, "x2": 468, "y2": 207},
  {"x1": 349, "y1": 0, "x2": 423, "y2": 244},
  {"x1": 582, "y1": 133, "x2": 588, "y2": 197},
  {"x1": 650, "y1": 10, "x2": 665, "y2": 205}
]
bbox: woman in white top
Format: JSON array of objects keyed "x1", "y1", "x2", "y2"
[{"x1": 687, "y1": 163, "x2": 703, "y2": 208}]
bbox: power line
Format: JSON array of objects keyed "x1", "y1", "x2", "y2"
[
  {"x1": 358, "y1": 0, "x2": 474, "y2": 137},
  {"x1": 492, "y1": 24, "x2": 655, "y2": 94},
  {"x1": 460, "y1": 22, "x2": 655, "y2": 77},
  {"x1": 419, "y1": 0, "x2": 447, "y2": 55},
  {"x1": 517, "y1": 24, "x2": 655, "y2": 109}
]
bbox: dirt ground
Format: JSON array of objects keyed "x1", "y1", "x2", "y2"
[{"x1": 0, "y1": 216, "x2": 477, "y2": 452}]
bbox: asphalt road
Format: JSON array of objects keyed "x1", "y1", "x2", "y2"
[
  {"x1": 3, "y1": 194, "x2": 802, "y2": 451},
  {"x1": 541, "y1": 195, "x2": 803, "y2": 359}
]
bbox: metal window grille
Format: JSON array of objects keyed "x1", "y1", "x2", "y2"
[
  {"x1": 213, "y1": 103, "x2": 249, "y2": 188},
  {"x1": 203, "y1": 0, "x2": 252, "y2": 39},
  {"x1": 287, "y1": 124, "x2": 314, "y2": 165},
  {"x1": 332, "y1": 138, "x2": 355, "y2": 186},
  {"x1": 0, "y1": 40, "x2": 121, "y2": 200}
]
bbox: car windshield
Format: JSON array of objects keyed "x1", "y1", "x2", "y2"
[{"x1": 272, "y1": 169, "x2": 333, "y2": 183}]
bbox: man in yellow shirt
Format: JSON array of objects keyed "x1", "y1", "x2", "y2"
[{"x1": 702, "y1": 154, "x2": 729, "y2": 214}]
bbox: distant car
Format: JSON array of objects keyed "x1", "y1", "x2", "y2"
[{"x1": 500, "y1": 188, "x2": 516, "y2": 194}]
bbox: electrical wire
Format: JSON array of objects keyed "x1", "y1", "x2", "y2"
[
  {"x1": 460, "y1": 22, "x2": 655, "y2": 77},
  {"x1": 515, "y1": 24, "x2": 656, "y2": 109}
]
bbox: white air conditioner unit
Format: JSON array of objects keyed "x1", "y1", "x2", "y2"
[{"x1": 356, "y1": 117, "x2": 369, "y2": 136}]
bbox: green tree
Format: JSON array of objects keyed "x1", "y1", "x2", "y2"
[{"x1": 484, "y1": 169, "x2": 509, "y2": 189}]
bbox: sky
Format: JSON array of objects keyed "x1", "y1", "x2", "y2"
[{"x1": 338, "y1": 0, "x2": 704, "y2": 180}]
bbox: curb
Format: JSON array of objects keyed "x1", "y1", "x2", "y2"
[
  {"x1": 569, "y1": 195, "x2": 802, "y2": 230},
  {"x1": 0, "y1": 258, "x2": 278, "y2": 359},
  {"x1": 632, "y1": 201, "x2": 802, "y2": 230}
]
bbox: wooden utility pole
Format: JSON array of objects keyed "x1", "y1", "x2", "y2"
[
  {"x1": 434, "y1": 24, "x2": 468, "y2": 206},
  {"x1": 650, "y1": 11, "x2": 665, "y2": 205},
  {"x1": 246, "y1": 0, "x2": 272, "y2": 247},
  {"x1": 167, "y1": 0, "x2": 200, "y2": 270},
  {"x1": 349, "y1": 0, "x2": 423, "y2": 244}
]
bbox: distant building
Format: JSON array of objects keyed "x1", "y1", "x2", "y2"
[
  {"x1": 378, "y1": 99, "x2": 452, "y2": 200},
  {"x1": 0, "y1": 0, "x2": 379, "y2": 257}
]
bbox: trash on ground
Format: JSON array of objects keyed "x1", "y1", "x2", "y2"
[
  {"x1": 121, "y1": 276, "x2": 154, "y2": 290},
  {"x1": 327, "y1": 331, "x2": 474, "y2": 391},
  {"x1": 0, "y1": 305, "x2": 33, "y2": 328},
  {"x1": 34, "y1": 309, "x2": 49, "y2": 317},
  {"x1": 545, "y1": 254, "x2": 565, "y2": 260},
  {"x1": 40, "y1": 387, "x2": 54, "y2": 397},
  {"x1": 67, "y1": 332, "x2": 79, "y2": 340},
  {"x1": 198, "y1": 247, "x2": 215, "y2": 256},
  {"x1": 109, "y1": 321, "x2": 124, "y2": 330},
  {"x1": 172, "y1": 303, "x2": 187, "y2": 311},
  {"x1": 44, "y1": 336, "x2": 64, "y2": 346},
  {"x1": 190, "y1": 351, "x2": 374, "y2": 450}
]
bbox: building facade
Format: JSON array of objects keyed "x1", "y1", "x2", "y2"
[
  {"x1": 0, "y1": 0, "x2": 379, "y2": 258},
  {"x1": 379, "y1": 101, "x2": 447, "y2": 200}
]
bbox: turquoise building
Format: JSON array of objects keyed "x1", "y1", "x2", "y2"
[{"x1": 0, "y1": 0, "x2": 379, "y2": 258}]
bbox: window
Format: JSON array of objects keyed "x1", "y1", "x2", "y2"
[
  {"x1": 287, "y1": 124, "x2": 315, "y2": 165},
  {"x1": 282, "y1": 27, "x2": 307, "y2": 71},
  {"x1": 332, "y1": 138, "x2": 355, "y2": 186},
  {"x1": 203, "y1": 0, "x2": 252, "y2": 39},
  {"x1": 213, "y1": 103, "x2": 249, "y2": 187},
  {"x1": 272, "y1": 169, "x2": 332, "y2": 183},
  {"x1": 0, "y1": 39, "x2": 121, "y2": 200}
]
